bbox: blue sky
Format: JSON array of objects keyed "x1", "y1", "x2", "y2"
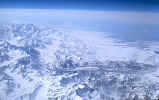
[{"x1": 0, "y1": 0, "x2": 159, "y2": 11}]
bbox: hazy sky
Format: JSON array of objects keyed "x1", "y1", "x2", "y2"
[{"x1": 0, "y1": 0, "x2": 159, "y2": 11}]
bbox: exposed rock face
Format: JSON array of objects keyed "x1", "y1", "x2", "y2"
[{"x1": 0, "y1": 24, "x2": 159, "y2": 100}]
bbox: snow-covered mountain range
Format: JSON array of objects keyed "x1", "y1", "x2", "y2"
[{"x1": 0, "y1": 24, "x2": 159, "y2": 100}]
